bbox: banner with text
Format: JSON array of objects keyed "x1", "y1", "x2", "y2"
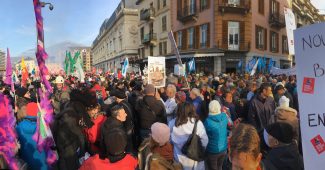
[
  {"x1": 284, "y1": 7, "x2": 297, "y2": 55},
  {"x1": 294, "y1": 23, "x2": 325, "y2": 170},
  {"x1": 148, "y1": 56, "x2": 166, "y2": 88},
  {"x1": 270, "y1": 66, "x2": 296, "y2": 76}
]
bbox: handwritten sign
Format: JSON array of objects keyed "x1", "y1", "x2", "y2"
[{"x1": 294, "y1": 23, "x2": 325, "y2": 170}]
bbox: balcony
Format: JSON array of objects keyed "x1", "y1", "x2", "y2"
[
  {"x1": 142, "y1": 33, "x2": 157, "y2": 45},
  {"x1": 269, "y1": 13, "x2": 285, "y2": 29},
  {"x1": 218, "y1": 0, "x2": 251, "y2": 14},
  {"x1": 219, "y1": 39, "x2": 251, "y2": 52},
  {"x1": 140, "y1": 8, "x2": 155, "y2": 21},
  {"x1": 177, "y1": 5, "x2": 198, "y2": 23}
]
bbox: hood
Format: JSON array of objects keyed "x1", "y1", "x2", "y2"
[{"x1": 208, "y1": 113, "x2": 227, "y2": 123}]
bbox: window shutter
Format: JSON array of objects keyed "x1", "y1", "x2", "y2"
[
  {"x1": 276, "y1": 33, "x2": 279, "y2": 53},
  {"x1": 207, "y1": 0, "x2": 210, "y2": 9},
  {"x1": 264, "y1": 28, "x2": 267, "y2": 51},
  {"x1": 270, "y1": 31, "x2": 272, "y2": 52},
  {"x1": 255, "y1": 26, "x2": 259, "y2": 49},
  {"x1": 207, "y1": 23, "x2": 210, "y2": 48},
  {"x1": 240, "y1": 21, "x2": 245, "y2": 50},
  {"x1": 182, "y1": 29, "x2": 187, "y2": 50},
  {"x1": 222, "y1": 21, "x2": 228, "y2": 49},
  {"x1": 195, "y1": 26, "x2": 200, "y2": 49}
]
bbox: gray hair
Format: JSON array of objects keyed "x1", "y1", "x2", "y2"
[{"x1": 167, "y1": 84, "x2": 177, "y2": 96}]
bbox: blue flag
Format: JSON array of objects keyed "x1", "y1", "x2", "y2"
[
  {"x1": 268, "y1": 58, "x2": 274, "y2": 73},
  {"x1": 122, "y1": 58, "x2": 129, "y2": 77},
  {"x1": 246, "y1": 58, "x2": 256, "y2": 73},
  {"x1": 188, "y1": 58, "x2": 196, "y2": 73}
]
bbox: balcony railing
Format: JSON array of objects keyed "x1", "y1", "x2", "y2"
[
  {"x1": 177, "y1": 5, "x2": 198, "y2": 23},
  {"x1": 218, "y1": 0, "x2": 251, "y2": 14},
  {"x1": 269, "y1": 13, "x2": 285, "y2": 29},
  {"x1": 142, "y1": 33, "x2": 157, "y2": 45},
  {"x1": 140, "y1": 8, "x2": 155, "y2": 21},
  {"x1": 219, "y1": 39, "x2": 251, "y2": 51}
]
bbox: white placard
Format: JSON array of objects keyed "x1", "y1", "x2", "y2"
[
  {"x1": 294, "y1": 23, "x2": 325, "y2": 170},
  {"x1": 284, "y1": 8, "x2": 297, "y2": 55},
  {"x1": 148, "y1": 56, "x2": 166, "y2": 88},
  {"x1": 270, "y1": 66, "x2": 296, "y2": 76}
]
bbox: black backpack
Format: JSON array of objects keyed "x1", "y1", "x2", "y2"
[{"x1": 181, "y1": 119, "x2": 206, "y2": 161}]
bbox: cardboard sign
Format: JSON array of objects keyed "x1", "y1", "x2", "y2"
[{"x1": 294, "y1": 23, "x2": 325, "y2": 170}]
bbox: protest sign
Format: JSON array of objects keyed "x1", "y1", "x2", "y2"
[
  {"x1": 148, "y1": 56, "x2": 166, "y2": 88},
  {"x1": 174, "y1": 64, "x2": 186, "y2": 76},
  {"x1": 270, "y1": 66, "x2": 296, "y2": 76},
  {"x1": 294, "y1": 23, "x2": 325, "y2": 170},
  {"x1": 284, "y1": 7, "x2": 296, "y2": 55}
]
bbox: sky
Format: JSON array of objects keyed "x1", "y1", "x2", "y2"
[
  {"x1": 0, "y1": 0, "x2": 120, "y2": 56},
  {"x1": 311, "y1": 0, "x2": 325, "y2": 14}
]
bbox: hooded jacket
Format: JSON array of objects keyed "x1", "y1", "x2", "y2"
[
  {"x1": 79, "y1": 154, "x2": 137, "y2": 170},
  {"x1": 16, "y1": 116, "x2": 48, "y2": 170},
  {"x1": 204, "y1": 113, "x2": 228, "y2": 154},
  {"x1": 262, "y1": 144, "x2": 304, "y2": 170}
]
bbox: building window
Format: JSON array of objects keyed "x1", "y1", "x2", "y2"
[
  {"x1": 163, "y1": 41, "x2": 167, "y2": 55},
  {"x1": 228, "y1": 21, "x2": 239, "y2": 50},
  {"x1": 157, "y1": 0, "x2": 160, "y2": 10},
  {"x1": 159, "y1": 42, "x2": 163, "y2": 55},
  {"x1": 140, "y1": 27, "x2": 144, "y2": 41},
  {"x1": 188, "y1": 27, "x2": 194, "y2": 48},
  {"x1": 228, "y1": 0, "x2": 240, "y2": 6},
  {"x1": 200, "y1": 0, "x2": 209, "y2": 11},
  {"x1": 150, "y1": 46, "x2": 154, "y2": 56},
  {"x1": 190, "y1": 0, "x2": 196, "y2": 15},
  {"x1": 177, "y1": 31, "x2": 182, "y2": 49},
  {"x1": 258, "y1": 0, "x2": 264, "y2": 15},
  {"x1": 163, "y1": 0, "x2": 167, "y2": 7},
  {"x1": 255, "y1": 25, "x2": 266, "y2": 50},
  {"x1": 160, "y1": 41, "x2": 167, "y2": 55},
  {"x1": 200, "y1": 24, "x2": 208, "y2": 48},
  {"x1": 270, "y1": 0, "x2": 279, "y2": 15},
  {"x1": 270, "y1": 31, "x2": 279, "y2": 52},
  {"x1": 162, "y1": 16, "x2": 167, "y2": 32},
  {"x1": 282, "y1": 36, "x2": 288, "y2": 54}
]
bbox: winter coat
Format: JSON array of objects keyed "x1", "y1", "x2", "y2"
[
  {"x1": 204, "y1": 113, "x2": 228, "y2": 154},
  {"x1": 247, "y1": 94, "x2": 276, "y2": 132},
  {"x1": 52, "y1": 86, "x2": 70, "y2": 114},
  {"x1": 191, "y1": 96, "x2": 203, "y2": 116},
  {"x1": 16, "y1": 116, "x2": 48, "y2": 170},
  {"x1": 120, "y1": 100, "x2": 136, "y2": 153},
  {"x1": 262, "y1": 144, "x2": 304, "y2": 170},
  {"x1": 169, "y1": 118, "x2": 209, "y2": 170},
  {"x1": 84, "y1": 114, "x2": 106, "y2": 153},
  {"x1": 52, "y1": 101, "x2": 92, "y2": 170},
  {"x1": 135, "y1": 95, "x2": 167, "y2": 130},
  {"x1": 79, "y1": 154, "x2": 138, "y2": 170}
]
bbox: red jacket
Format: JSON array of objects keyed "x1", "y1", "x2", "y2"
[
  {"x1": 84, "y1": 115, "x2": 106, "y2": 152},
  {"x1": 79, "y1": 154, "x2": 138, "y2": 170},
  {"x1": 90, "y1": 84, "x2": 108, "y2": 100}
]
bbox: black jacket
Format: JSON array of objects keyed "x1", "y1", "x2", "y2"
[
  {"x1": 135, "y1": 95, "x2": 167, "y2": 129},
  {"x1": 262, "y1": 144, "x2": 304, "y2": 170},
  {"x1": 247, "y1": 94, "x2": 276, "y2": 132}
]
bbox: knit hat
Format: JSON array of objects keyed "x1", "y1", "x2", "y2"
[
  {"x1": 144, "y1": 84, "x2": 155, "y2": 95},
  {"x1": 26, "y1": 102, "x2": 38, "y2": 117},
  {"x1": 209, "y1": 100, "x2": 221, "y2": 115},
  {"x1": 151, "y1": 122, "x2": 170, "y2": 146},
  {"x1": 214, "y1": 77, "x2": 220, "y2": 81},
  {"x1": 175, "y1": 91, "x2": 186, "y2": 103},
  {"x1": 275, "y1": 85, "x2": 285, "y2": 92},
  {"x1": 104, "y1": 129, "x2": 127, "y2": 156},
  {"x1": 265, "y1": 122, "x2": 294, "y2": 144},
  {"x1": 110, "y1": 89, "x2": 126, "y2": 99},
  {"x1": 279, "y1": 96, "x2": 289, "y2": 107},
  {"x1": 16, "y1": 88, "x2": 28, "y2": 98}
]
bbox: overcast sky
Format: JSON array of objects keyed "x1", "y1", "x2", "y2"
[{"x1": 311, "y1": 0, "x2": 325, "y2": 14}]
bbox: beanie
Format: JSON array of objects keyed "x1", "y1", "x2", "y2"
[
  {"x1": 110, "y1": 89, "x2": 127, "y2": 99},
  {"x1": 265, "y1": 122, "x2": 294, "y2": 144},
  {"x1": 151, "y1": 122, "x2": 170, "y2": 146},
  {"x1": 104, "y1": 129, "x2": 127, "y2": 156},
  {"x1": 26, "y1": 102, "x2": 38, "y2": 117},
  {"x1": 279, "y1": 96, "x2": 289, "y2": 107},
  {"x1": 209, "y1": 100, "x2": 221, "y2": 115}
]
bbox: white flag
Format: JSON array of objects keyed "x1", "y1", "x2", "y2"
[{"x1": 250, "y1": 59, "x2": 260, "y2": 76}]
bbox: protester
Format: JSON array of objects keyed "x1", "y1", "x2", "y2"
[
  {"x1": 169, "y1": 102, "x2": 208, "y2": 170},
  {"x1": 246, "y1": 82, "x2": 257, "y2": 101},
  {"x1": 52, "y1": 76, "x2": 70, "y2": 114},
  {"x1": 247, "y1": 83, "x2": 276, "y2": 132},
  {"x1": 164, "y1": 84, "x2": 177, "y2": 122},
  {"x1": 135, "y1": 84, "x2": 167, "y2": 142},
  {"x1": 229, "y1": 123, "x2": 263, "y2": 170},
  {"x1": 204, "y1": 100, "x2": 229, "y2": 170},
  {"x1": 189, "y1": 88, "x2": 207, "y2": 121},
  {"x1": 80, "y1": 128, "x2": 138, "y2": 170},
  {"x1": 262, "y1": 122, "x2": 304, "y2": 170}
]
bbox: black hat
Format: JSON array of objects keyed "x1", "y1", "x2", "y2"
[
  {"x1": 275, "y1": 85, "x2": 285, "y2": 91},
  {"x1": 265, "y1": 122, "x2": 294, "y2": 144},
  {"x1": 16, "y1": 88, "x2": 28, "y2": 98},
  {"x1": 83, "y1": 91, "x2": 98, "y2": 108},
  {"x1": 110, "y1": 89, "x2": 126, "y2": 99},
  {"x1": 70, "y1": 89, "x2": 98, "y2": 108},
  {"x1": 104, "y1": 129, "x2": 127, "y2": 156}
]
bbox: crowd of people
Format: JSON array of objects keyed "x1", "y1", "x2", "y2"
[{"x1": 0, "y1": 71, "x2": 304, "y2": 170}]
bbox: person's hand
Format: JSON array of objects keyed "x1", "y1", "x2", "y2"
[{"x1": 155, "y1": 90, "x2": 161, "y2": 100}]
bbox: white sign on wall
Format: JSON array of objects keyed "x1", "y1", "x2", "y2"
[
  {"x1": 284, "y1": 8, "x2": 297, "y2": 55},
  {"x1": 294, "y1": 23, "x2": 325, "y2": 170}
]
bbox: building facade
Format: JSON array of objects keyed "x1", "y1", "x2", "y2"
[
  {"x1": 0, "y1": 50, "x2": 5, "y2": 74},
  {"x1": 70, "y1": 47, "x2": 92, "y2": 72},
  {"x1": 92, "y1": 2, "x2": 139, "y2": 72},
  {"x1": 134, "y1": 0, "x2": 172, "y2": 68},
  {"x1": 171, "y1": 0, "x2": 224, "y2": 74},
  {"x1": 290, "y1": 0, "x2": 324, "y2": 28}
]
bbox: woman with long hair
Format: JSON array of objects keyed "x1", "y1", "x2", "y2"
[{"x1": 169, "y1": 102, "x2": 208, "y2": 170}]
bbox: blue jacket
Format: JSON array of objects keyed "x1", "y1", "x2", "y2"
[
  {"x1": 16, "y1": 116, "x2": 48, "y2": 170},
  {"x1": 192, "y1": 96, "x2": 203, "y2": 116},
  {"x1": 204, "y1": 113, "x2": 228, "y2": 154}
]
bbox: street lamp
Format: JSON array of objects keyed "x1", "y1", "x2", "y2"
[{"x1": 40, "y1": 2, "x2": 54, "y2": 10}]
